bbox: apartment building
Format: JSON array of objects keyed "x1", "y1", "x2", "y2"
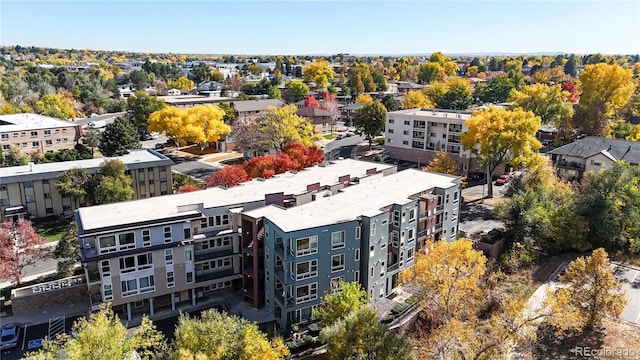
[
  {"x1": 242, "y1": 169, "x2": 461, "y2": 328},
  {"x1": 0, "y1": 113, "x2": 82, "y2": 155},
  {"x1": 385, "y1": 108, "x2": 484, "y2": 175},
  {"x1": 75, "y1": 160, "x2": 395, "y2": 321},
  {"x1": 0, "y1": 149, "x2": 173, "y2": 222},
  {"x1": 547, "y1": 136, "x2": 640, "y2": 181}
]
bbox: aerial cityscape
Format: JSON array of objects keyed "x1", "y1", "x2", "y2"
[{"x1": 1, "y1": 1, "x2": 639, "y2": 359}]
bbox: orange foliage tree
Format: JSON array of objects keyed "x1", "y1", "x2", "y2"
[
  {"x1": 282, "y1": 142, "x2": 325, "y2": 169},
  {"x1": 206, "y1": 165, "x2": 250, "y2": 188},
  {"x1": 177, "y1": 184, "x2": 200, "y2": 193}
]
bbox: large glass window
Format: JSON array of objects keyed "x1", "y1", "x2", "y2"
[
  {"x1": 295, "y1": 283, "x2": 317, "y2": 303},
  {"x1": 142, "y1": 229, "x2": 151, "y2": 247},
  {"x1": 163, "y1": 226, "x2": 172, "y2": 243},
  {"x1": 99, "y1": 236, "x2": 116, "y2": 253},
  {"x1": 103, "y1": 284, "x2": 113, "y2": 301},
  {"x1": 121, "y1": 279, "x2": 137, "y2": 297},
  {"x1": 166, "y1": 271, "x2": 175, "y2": 287},
  {"x1": 296, "y1": 260, "x2": 318, "y2": 280},
  {"x1": 331, "y1": 231, "x2": 345, "y2": 249},
  {"x1": 139, "y1": 275, "x2": 155, "y2": 293},
  {"x1": 165, "y1": 249, "x2": 173, "y2": 265},
  {"x1": 296, "y1": 236, "x2": 318, "y2": 256},
  {"x1": 118, "y1": 232, "x2": 135, "y2": 250}
]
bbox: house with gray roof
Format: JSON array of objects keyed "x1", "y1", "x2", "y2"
[{"x1": 547, "y1": 136, "x2": 640, "y2": 180}]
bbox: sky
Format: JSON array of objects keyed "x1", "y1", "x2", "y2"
[{"x1": 1, "y1": 0, "x2": 639, "y2": 56}]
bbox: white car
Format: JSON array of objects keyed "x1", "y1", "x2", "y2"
[{"x1": 88, "y1": 120, "x2": 106, "y2": 129}]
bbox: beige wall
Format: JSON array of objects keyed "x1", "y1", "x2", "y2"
[{"x1": 1, "y1": 125, "x2": 81, "y2": 155}]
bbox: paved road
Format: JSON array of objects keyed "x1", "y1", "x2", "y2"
[
  {"x1": 74, "y1": 112, "x2": 126, "y2": 127},
  {"x1": 0, "y1": 243, "x2": 59, "y2": 290},
  {"x1": 324, "y1": 134, "x2": 366, "y2": 160},
  {"x1": 170, "y1": 158, "x2": 221, "y2": 182}
]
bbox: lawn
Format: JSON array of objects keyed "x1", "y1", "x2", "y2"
[
  {"x1": 323, "y1": 134, "x2": 338, "y2": 140},
  {"x1": 35, "y1": 219, "x2": 71, "y2": 242}
]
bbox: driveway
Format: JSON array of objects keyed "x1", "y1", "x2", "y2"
[
  {"x1": 75, "y1": 112, "x2": 125, "y2": 127},
  {"x1": 171, "y1": 158, "x2": 221, "y2": 182}
]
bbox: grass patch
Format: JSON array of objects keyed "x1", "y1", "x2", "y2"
[
  {"x1": 35, "y1": 219, "x2": 71, "y2": 242},
  {"x1": 323, "y1": 134, "x2": 338, "y2": 140}
]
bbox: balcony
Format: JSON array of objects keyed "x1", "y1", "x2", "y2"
[
  {"x1": 413, "y1": 124, "x2": 426, "y2": 129},
  {"x1": 275, "y1": 291, "x2": 295, "y2": 307},
  {"x1": 275, "y1": 267, "x2": 296, "y2": 285},
  {"x1": 387, "y1": 262, "x2": 400, "y2": 273},
  {"x1": 448, "y1": 127, "x2": 462, "y2": 134},
  {"x1": 419, "y1": 211, "x2": 430, "y2": 220},
  {"x1": 435, "y1": 223, "x2": 443, "y2": 231},
  {"x1": 275, "y1": 242, "x2": 295, "y2": 261},
  {"x1": 447, "y1": 137, "x2": 460, "y2": 144},
  {"x1": 435, "y1": 204, "x2": 444, "y2": 213},
  {"x1": 196, "y1": 268, "x2": 236, "y2": 283},
  {"x1": 555, "y1": 160, "x2": 585, "y2": 170},
  {"x1": 418, "y1": 229, "x2": 429, "y2": 239},
  {"x1": 195, "y1": 247, "x2": 234, "y2": 262}
]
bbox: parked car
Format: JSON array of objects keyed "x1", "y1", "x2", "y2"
[
  {"x1": 150, "y1": 132, "x2": 159, "y2": 140},
  {"x1": 336, "y1": 134, "x2": 344, "y2": 140},
  {"x1": 155, "y1": 143, "x2": 165, "y2": 150},
  {"x1": 140, "y1": 133, "x2": 152, "y2": 141},
  {"x1": 495, "y1": 174, "x2": 511, "y2": 186},
  {"x1": 345, "y1": 132, "x2": 353, "y2": 137},
  {"x1": 87, "y1": 120, "x2": 106, "y2": 129},
  {"x1": 0, "y1": 323, "x2": 21, "y2": 350}
]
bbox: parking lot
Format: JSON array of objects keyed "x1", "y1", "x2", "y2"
[
  {"x1": 1, "y1": 315, "x2": 81, "y2": 360},
  {"x1": 551, "y1": 262, "x2": 640, "y2": 325}
]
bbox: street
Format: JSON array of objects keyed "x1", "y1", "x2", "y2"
[
  {"x1": 324, "y1": 134, "x2": 366, "y2": 160},
  {"x1": 74, "y1": 112, "x2": 125, "y2": 127}
]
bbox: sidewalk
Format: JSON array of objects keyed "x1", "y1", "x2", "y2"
[
  {"x1": 1, "y1": 300, "x2": 91, "y2": 327},
  {"x1": 0, "y1": 242, "x2": 62, "y2": 290}
]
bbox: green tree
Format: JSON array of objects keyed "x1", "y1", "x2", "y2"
[
  {"x1": 93, "y1": 159, "x2": 134, "y2": 205},
  {"x1": 436, "y1": 82, "x2": 473, "y2": 110},
  {"x1": 56, "y1": 167, "x2": 93, "y2": 208},
  {"x1": 283, "y1": 80, "x2": 309, "y2": 103},
  {"x1": 508, "y1": 83, "x2": 574, "y2": 127},
  {"x1": 28, "y1": 304, "x2": 165, "y2": 360},
  {"x1": 380, "y1": 93, "x2": 400, "y2": 112},
  {"x1": 320, "y1": 305, "x2": 414, "y2": 360},
  {"x1": 82, "y1": 128, "x2": 101, "y2": 156},
  {"x1": 129, "y1": 69, "x2": 152, "y2": 90},
  {"x1": 98, "y1": 116, "x2": 141, "y2": 157},
  {"x1": 268, "y1": 85, "x2": 282, "y2": 99},
  {"x1": 3, "y1": 145, "x2": 30, "y2": 166},
  {"x1": 564, "y1": 54, "x2": 577, "y2": 76},
  {"x1": 460, "y1": 107, "x2": 542, "y2": 197},
  {"x1": 173, "y1": 308, "x2": 288, "y2": 360},
  {"x1": 53, "y1": 222, "x2": 80, "y2": 276},
  {"x1": 417, "y1": 62, "x2": 443, "y2": 84},
  {"x1": 544, "y1": 248, "x2": 627, "y2": 332},
  {"x1": 126, "y1": 91, "x2": 166, "y2": 131},
  {"x1": 353, "y1": 101, "x2": 387, "y2": 150},
  {"x1": 314, "y1": 281, "x2": 369, "y2": 326},
  {"x1": 479, "y1": 75, "x2": 515, "y2": 103}
]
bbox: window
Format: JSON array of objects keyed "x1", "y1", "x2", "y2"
[
  {"x1": 21, "y1": 132, "x2": 26, "y2": 137},
  {"x1": 2, "y1": 145, "x2": 9, "y2": 150},
  {"x1": 370, "y1": 244, "x2": 375, "y2": 257},
  {"x1": 103, "y1": 284, "x2": 113, "y2": 301},
  {"x1": 355, "y1": 227, "x2": 361, "y2": 239},
  {"x1": 409, "y1": 209, "x2": 416, "y2": 221},
  {"x1": 208, "y1": 214, "x2": 230, "y2": 227},
  {"x1": 44, "y1": 130, "x2": 51, "y2": 136},
  {"x1": 45, "y1": 140, "x2": 52, "y2": 146},
  {"x1": 32, "y1": 141, "x2": 39, "y2": 147},
  {"x1": 101, "y1": 260, "x2": 111, "y2": 277},
  {"x1": 24, "y1": 181, "x2": 33, "y2": 188},
  {"x1": 46, "y1": 207, "x2": 53, "y2": 214},
  {"x1": 407, "y1": 248, "x2": 415, "y2": 261},
  {"x1": 295, "y1": 283, "x2": 317, "y2": 303},
  {"x1": 388, "y1": 119, "x2": 394, "y2": 124},
  {"x1": 331, "y1": 231, "x2": 345, "y2": 249},
  {"x1": 186, "y1": 271, "x2": 194, "y2": 283},
  {"x1": 355, "y1": 248, "x2": 360, "y2": 261},
  {"x1": 184, "y1": 228, "x2": 191, "y2": 240},
  {"x1": 408, "y1": 228, "x2": 415, "y2": 242},
  {"x1": 137, "y1": 253, "x2": 152, "y2": 270},
  {"x1": 403, "y1": 140, "x2": 409, "y2": 145},
  {"x1": 185, "y1": 249, "x2": 192, "y2": 261},
  {"x1": 121, "y1": 279, "x2": 138, "y2": 297},
  {"x1": 119, "y1": 254, "x2": 153, "y2": 273},
  {"x1": 1, "y1": 134, "x2": 8, "y2": 140},
  {"x1": 99, "y1": 235, "x2": 116, "y2": 253},
  {"x1": 163, "y1": 226, "x2": 172, "y2": 243},
  {"x1": 44, "y1": 193, "x2": 51, "y2": 199},
  {"x1": 138, "y1": 180, "x2": 145, "y2": 186},
  {"x1": 142, "y1": 229, "x2": 151, "y2": 247},
  {"x1": 30, "y1": 131, "x2": 38, "y2": 137},
  {"x1": 165, "y1": 249, "x2": 173, "y2": 265},
  {"x1": 265, "y1": 269, "x2": 270, "y2": 282},
  {"x1": 404, "y1": 120, "x2": 410, "y2": 125},
  {"x1": 0, "y1": 198, "x2": 7, "y2": 206},
  {"x1": 296, "y1": 260, "x2": 318, "y2": 280},
  {"x1": 296, "y1": 236, "x2": 318, "y2": 256},
  {"x1": 388, "y1": 129, "x2": 394, "y2": 134},
  {"x1": 42, "y1": 179, "x2": 49, "y2": 184},
  {"x1": 393, "y1": 210, "x2": 400, "y2": 226},
  {"x1": 331, "y1": 254, "x2": 345, "y2": 272},
  {"x1": 354, "y1": 271, "x2": 360, "y2": 282},
  {"x1": 166, "y1": 271, "x2": 175, "y2": 287},
  {"x1": 371, "y1": 266, "x2": 375, "y2": 278},
  {"x1": 139, "y1": 275, "x2": 155, "y2": 293},
  {"x1": 392, "y1": 231, "x2": 399, "y2": 247},
  {"x1": 118, "y1": 232, "x2": 135, "y2": 250},
  {"x1": 370, "y1": 224, "x2": 376, "y2": 236},
  {"x1": 387, "y1": 138, "x2": 392, "y2": 143},
  {"x1": 403, "y1": 130, "x2": 409, "y2": 135},
  {"x1": 275, "y1": 255, "x2": 283, "y2": 268}
]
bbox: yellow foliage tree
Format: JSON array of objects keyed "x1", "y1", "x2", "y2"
[
  {"x1": 148, "y1": 105, "x2": 231, "y2": 152},
  {"x1": 508, "y1": 83, "x2": 574, "y2": 127},
  {"x1": 400, "y1": 238, "x2": 487, "y2": 321},
  {"x1": 259, "y1": 104, "x2": 319, "y2": 150},
  {"x1": 460, "y1": 107, "x2": 542, "y2": 197},
  {"x1": 628, "y1": 124, "x2": 640, "y2": 140},
  {"x1": 33, "y1": 92, "x2": 77, "y2": 119},
  {"x1": 355, "y1": 93, "x2": 373, "y2": 104},
  {"x1": 168, "y1": 76, "x2": 195, "y2": 91},
  {"x1": 543, "y1": 248, "x2": 628, "y2": 332},
  {"x1": 401, "y1": 90, "x2": 433, "y2": 109},
  {"x1": 443, "y1": 61, "x2": 459, "y2": 77},
  {"x1": 423, "y1": 151, "x2": 458, "y2": 175},
  {"x1": 303, "y1": 59, "x2": 335, "y2": 86},
  {"x1": 579, "y1": 63, "x2": 635, "y2": 118}
]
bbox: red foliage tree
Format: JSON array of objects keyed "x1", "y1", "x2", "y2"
[
  {"x1": 0, "y1": 220, "x2": 51, "y2": 285},
  {"x1": 177, "y1": 184, "x2": 200, "y2": 193},
  {"x1": 243, "y1": 155, "x2": 275, "y2": 179},
  {"x1": 206, "y1": 165, "x2": 250, "y2": 188},
  {"x1": 271, "y1": 152, "x2": 300, "y2": 174},
  {"x1": 283, "y1": 142, "x2": 325, "y2": 169},
  {"x1": 561, "y1": 80, "x2": 578, "y2": 103},
  {"x1": 304, "y1": 94, "x2": 320, "y2": 108}
]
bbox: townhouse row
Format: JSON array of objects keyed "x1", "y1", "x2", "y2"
[{"x1": 74, "y1": 159, "x2": 461, "y2": 329}]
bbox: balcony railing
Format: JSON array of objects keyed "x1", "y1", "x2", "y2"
[
  {"x1": 196, "y1": 268, "x2": 236, "y2": 283},
  {"x1": 387, "y1": 263, "x2": 400, "y2": 273},
  {"x1": 418, "y1": 229, "x2": 429, "y2": 239},
  {"x1": 447, "y1": 137, "x2": 460, "y2": 144},
  {"x1": 275, "y1": 291, "x2": 295, "y2": 306},
  {"x1": 436, "y1": 204, "x2": 444, "y2": 213},
  {"x1": 275, "y1": 267, "x2": 296, "y2": 285},
  {"x1": 275, "y1": 242, "x2": 295, "y2": 261},
  {"x1": 556, "y1": 160, "x2": 585, "y2": 170},
  {"x1": 419, "y1": 211, "x2": 429, "y2": 220},
  {"x1": 435, "y1": 223, "x2": 443, "y2": 231},
  {"x1": 195, "y1": 247, "x2": 234, "y2": 262}
]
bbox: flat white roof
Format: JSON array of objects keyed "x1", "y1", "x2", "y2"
[
  {"x1": 388, "y1": 108, "x2": 472, "y2": 120},
  {"x1": 245, "y1": 169, "x2": 459, "y2": 232},
  {"x1": 0, "y1": 149, "x2": 173, "y2": 184},
  {"x1": 0, "y1": 113, "x2": 77, "y2": 131},
  {"x1": 77, "y1": 159, "x2": 395, "y2": 231}
]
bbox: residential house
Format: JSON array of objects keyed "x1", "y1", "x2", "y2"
[
  {"x1": 0, "y1": 149, "x2": 173, "y2": 222},
  {"x1": 158, "y1": 94, "x2": 234, "y2": 108},
  {"x1": 0, "y1": 114, "x2": 82, "y2": 156},
  {"x1": 231, "y1": 99, "x2": 285, "y2": 120},
  {"x1": 242, "y1": 169, "x2": 461, "y2": 327},
  {"x1": 547, "y1": 137, "x2": 640, "y2": 180},
  {"x1": 75, "y1": 160, "x2": 395, "y2": 321},
  {"x1": 296, "y1": 107, "x2": 336, "y2": 134},
  {"x1": 394, "y1": 81, "x2": 423, "y2": 95},
  {"x1": 341, "y1": 103, "x2": 364, "y2": 118}
]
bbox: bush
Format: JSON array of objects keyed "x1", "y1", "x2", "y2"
[{"x1": 499, "y1": 242, "x2": 538, "y2": 274}]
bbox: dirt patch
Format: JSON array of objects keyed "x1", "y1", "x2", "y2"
[{"x1": 203, "y1": 152, "x2": 243, "y2": 163}]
